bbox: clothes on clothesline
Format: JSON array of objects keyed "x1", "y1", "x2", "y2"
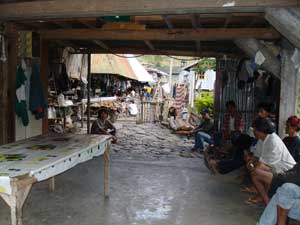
[{"x1": 15, "y1": 60, "x2": 47, "y2": 126}]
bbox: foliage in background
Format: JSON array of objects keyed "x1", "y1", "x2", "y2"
[
  {"x1": 194, "y1": 91, "x2": 214, "y2": 114},
  {"x1": 196, "y1": 58, "x2": 216, "y2": 74}
]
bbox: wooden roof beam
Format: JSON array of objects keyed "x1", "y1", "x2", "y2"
[
  {"x1": 224, "y1": 16, "x2": 232, "y2": 28},
  {"x1": 196, "y1": 40, "x2": 201, "y2": 53},
  {"x1": 78, "y1": 20, "x2": 96, "y2": 29},
  {"x1": 41, "y1": 28, "x2": 281, "y2": 41},
  {"x1": 93, "y1": 40, "x2": 110, "y2": 50},
  {"x1": 75, "y1": 48, "x2": 241, "y2": 57},
  {"x1": 190, "y1": 14, "x2": 199, "y2": 29},
  {"x1": 52, "y1": 21, "x2": 72, "y2": 29},
  {"x1": 163, "y1": 16, "x2": 173, "y2": 29},
  {"x1": 144, "y1": 40, "x2": 155, "y2": 50},
  {"x1": 0, "y1": 0, "x2": 298, "y2": 21},
  {"x1": 54, "y1": 40, "x2": 78, "y2": 50}
]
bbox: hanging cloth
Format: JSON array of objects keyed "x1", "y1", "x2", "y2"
[
  {"x1": 29, "y1": 63, "x2": 47, "y2": 119},
  {"x1": 15, "y1": 66, "x2": 29, "y2": 126}
]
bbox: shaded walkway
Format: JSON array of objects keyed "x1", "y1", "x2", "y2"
[{"x1": 0, "y1": 122, "x2": 262, "y2": 225}]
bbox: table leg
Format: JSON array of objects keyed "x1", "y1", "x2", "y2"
[
  {"x1": 103, "y1": 143, "x2": 111, "y2": 198},
  {"x1": 81, "y1": 104, "x2": 84, "y2": 128},
  {"x1": 63, "y1": 108, "x2": 66, "y2": 131},
  {"x1": 48, "y1": 177, "x2": 55, "y2": 192},
  {"x1": 0, "y1": 183, "x2": 32, "y2": 225}
]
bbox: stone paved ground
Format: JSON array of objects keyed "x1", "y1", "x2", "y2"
[{"x1": 112, "y1": 121, "x2": 196, "y2": 161}]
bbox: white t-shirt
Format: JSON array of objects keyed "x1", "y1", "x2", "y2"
[
  {"x1": 229, "y1": 116, "x2": 235, "y2": 132},
  {"x1": 128, "y1": 103, "x2": 138, "y2": 116},
  {"x1": 259, "y1": 133, "x2": 296, "y2": 174}
]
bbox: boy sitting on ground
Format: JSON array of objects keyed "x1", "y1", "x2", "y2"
[{"x1": 91, "y1": 108, "x2": 117, "y2": 143}]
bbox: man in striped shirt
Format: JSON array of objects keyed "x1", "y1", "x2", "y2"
[{"x1": 222, "y1": 100, "x2": 245, "y2": 141}]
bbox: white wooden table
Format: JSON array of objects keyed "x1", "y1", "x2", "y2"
[{"x1": 0, "y1": 134, "x2": 111, "y2": 225}]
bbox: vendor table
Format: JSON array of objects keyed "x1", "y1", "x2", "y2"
[{"x1": 0, "y1": 134, "x2": 111, "y2": 225}]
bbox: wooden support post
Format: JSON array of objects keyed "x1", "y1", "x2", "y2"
[
  {"x1": 0, "y1": 178, "x2": 34, "y2": 225},
  {"x1": 87, "y1": 53, "x2": 91, "y2": 134},
  {"x1": 7, "y1": 24, "x2": 17, "y2": 144},
  {"x1": 103, "y1": 142, "x2": 110, "y2": 198},
  {"x1": 48, "y1": 177, "x2": 55, "y2": 192},
  {"x1": 0, "y1": 23, "x2": 17, "y2": 144},
  {"x1": 40, "y1": 39, "x2": 49, "y2": 135},
  {"x1": 81, "y1": 103, "x2": 84, "y2": 128},
  {"x1": 278, "y1": 46, "x2": 298, "y2": 138}
]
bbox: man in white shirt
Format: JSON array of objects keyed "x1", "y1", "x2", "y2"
[
  {"x1": 128, "y1": 100, "x2": 138, "y2": 116},
  {"x1": 247, "y1": 117, "x2": 296, "y2": 205}
]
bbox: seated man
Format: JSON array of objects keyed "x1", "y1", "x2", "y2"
[
  {"x1": 191, "y1": 108, "x2": 214, "y2": 152},
  {"x1": 168, "y1": 107, "x2": 194, "y2": 132},
  {"x1": 257, "y1": 183, "x2": 300, "y2": 225},
  {"x1": 283, "y1": 116, "x2": 300, "y2": 162},
  {"x1": 188, "y1": 110, "x2": 201, "y2": 128},
  {"x1": 206, "y1": 134, "x2": 254, "y2": 174},
  {"x1": 246, "y1": 117, "x2": 296, "y2": 205},
  {"x1": 91, "y1": 108, "x2": 117, "y2": 143},
  {"x1": 221, "y1": 100, "x2": 244, "y2": 142},
  {"x1": 128, "y1": 100, "x2": 138, "y2": 116}
]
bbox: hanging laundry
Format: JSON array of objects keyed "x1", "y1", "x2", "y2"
[
  {"x1": 15, "y1": 66, "x2": 29, "y2": 126},
  {"x1": 29, "y1": 63, "x2": 47, "y2": 120},
  {"x1": 174, "y1": 84, "x2": 186, "y2": 112},
  {"x1": 55, "y1": 63, "x2": 70, "y2": 93}
]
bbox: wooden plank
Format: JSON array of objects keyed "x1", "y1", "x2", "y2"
[
  {"x1": 0, "y1": 0, "x2": 298, "y2": 21},
  {"x1": 78, "y1": 20, "x2": 96, "y2": 29},
  {"x1": 40, "y1": 39, "x2": 49, "y2": 135},
  {"x1": 93, "y1": 40, "x2": 110, "y2": 50},
  {"x1": 48, "y1": 177, "x2": 55, "y2": 192},
  {"x1": 8, "y1": 178, "x2": 33, "y2": 225},
  {"x1": 103, "y1": 143, "x2": 110, "y2": 198},
  {"x1": 78, "y1": 47, "x2": 242, "y2": 57},
  {"x1": 144, "y1": 40, "x2": 155, "y2": 50},
  {"x1": 6, "y1": 23, "x2": 17, "y2": 144},
  {"x1": 163, "y1": 16, "x2": 173, "y2": 29},
  {"x1": 41, "y1": 28, "x2": 281, "y2": 41},
  {"x1": 196, "y1": 40, "x2": 201, "y2": 53},
  {"x1": 224, "y1": 16, "x2": 232, "y2": 28},
  {"x1": 190, "y1": 14, "x2": 199, "y2": 29}
]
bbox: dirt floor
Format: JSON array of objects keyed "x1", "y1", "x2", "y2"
[{"x1": 0, "y1": 120, "x2": 265, "y2": 225}]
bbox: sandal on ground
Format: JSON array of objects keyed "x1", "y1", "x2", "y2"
[
  {"x1": 240, "y1": 186, "x2": 258, "y2": 194},
  {"x1": 245, "y1": 196, "x2": 264, "y2": 206}
]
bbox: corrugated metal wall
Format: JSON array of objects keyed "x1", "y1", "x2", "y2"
[{"x1": 216, "y1": 58, "x2": 256, "y2": 132}]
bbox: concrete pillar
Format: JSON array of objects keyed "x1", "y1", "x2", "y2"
[{"x1": 278, "y1": 47, "x2": 299, "y2": 138}]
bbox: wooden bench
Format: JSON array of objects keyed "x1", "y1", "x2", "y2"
[{"x1": 0, "y1": 134, "x2": 111, "y2": 225}]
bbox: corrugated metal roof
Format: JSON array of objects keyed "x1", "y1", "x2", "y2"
[{"x1": 91, "y1": 54, "x2": 138, "y2": 80}]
